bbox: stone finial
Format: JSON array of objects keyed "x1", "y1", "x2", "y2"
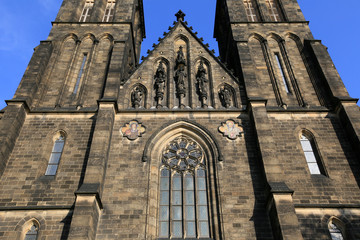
[{"x1": 175, "y1": 10, "x2": 186, "y2": 21}]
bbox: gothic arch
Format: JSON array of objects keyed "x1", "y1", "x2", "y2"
[
  {"x1": 143, "y1": 120, "x2": 224, "y2": 239},
  {"x1": 267, "y1": 32, "x2": 284, "y2": 43},
  {"x1": 142, "y1": 120, "x2": 223, "y2": 163},
  {"x1": 61, "y1": 33, "x2": 79, "y2": 43},
  {"x1": 285, "y1": 32, "x2": 303, "y2": 49},
  {"x1": 98, "y1": 33, "x2": 115, "y2": 45},
  {"x1": 79, "y1": 33, "x2": 96, "y2": 42},
  {"x1": 14, "y1": 216, "x2": 45, "y2": 240},
  {"x1": 248, "y1": 32, "x2": 266, "y2": 43}
]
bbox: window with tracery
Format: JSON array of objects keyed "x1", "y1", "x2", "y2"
[
  {"x1": 103, "y1": 0, "x2": 116, "y2": 22},
  {"x1": 266, "y1": 0, "x2": 282, "y2": 22},
  {"x1": 244, "y1": 0, "x2": 258, "y2": 22},
  {"x1": 159, "y1": 137, "x2": 210, "y2": 239},
  {"x1": 45, "y1": 134, "x2": 65, "y2": 176},
  {"x1": 24, "y1": 224, "x2": 38, "y2": 240},
  {"x1": 80, "y1": 0, "x2": 94, "y2": 22},
  {"x1": 300, "y1": 133, "x2": 325, "y2": 175},
  {"x1": 329, "y1": 220, "x2": 345, "y2": 240}
]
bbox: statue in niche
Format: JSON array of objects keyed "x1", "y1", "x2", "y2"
[
  {"x1": 175, "y1": 46, "x2": 186, "y2": 68},
  {"x1": 174, "y1": 46, "x2": 187, "y2": 108},
  {"x1": 154, "y1": 61, "x2": 166, "y2": 108},
  {"x1": 196, "y1": 60, "x2": 208, "y2": 108},
  {"x1": 219, "y1": 86, "x2": 232, "y2": 108},
  {"x1": 131, "y1": 86, "x2": 143, "y2": 109},
  {"x1": 175, "y1": 65, "x2": 187, "y2": 96}
]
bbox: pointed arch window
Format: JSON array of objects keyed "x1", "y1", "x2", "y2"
[
  {"x1": 73, "y1": 53, "x2": 88, "y2": 94},
  {"x1": 329, "y1": 219, "x2": 345, "y2": 240},
  {"x1": 244, "y1": 0, "x2": 258, "y2": 22},
  {"x1": 45, "y1": 134, "x2": 65, "y2": 176},
  {"x1": 24, "y1": 224, "x2": 38, "y2": 240},
  {"x1": 80, "y1": 0, "x2": 94, "y2": 22},
  {"x1": 300, "y1": 133, "x2": 325, "y2": 175},
  {"x1": 159, "y1": 137, "x2": 210, "y2": 239},
  {"x1": 103, "y1": 0, "x2": 116, "y2": 22},
  {"x1": 266, "y1": 0, "x2": 283, "y2": 22}
]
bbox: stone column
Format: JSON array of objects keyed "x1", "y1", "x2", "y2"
[{"x1": 68, "y1": 101, "x2": 116, "y2": 240}]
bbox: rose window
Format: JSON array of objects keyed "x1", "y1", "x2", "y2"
[{"x1": 162, "y1": 137, "x2": 204, "y2": 171}]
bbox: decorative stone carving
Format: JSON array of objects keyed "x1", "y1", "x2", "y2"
[
  {"x1": 175, "y1": 46, "x2": 186, "y2": 68},
  {"x1": 219, "y1": 86, "x2": 232, "y2": 108},
  {"x1": 154, "y1": 61, "x2": 166, "y2": 108},
  {"x1": 174, "y1": 46, "x2": 187, "y2": 108},
  {"x1": 218, "y1": 120, "x2": 243, "y2": 140},
  {"x1": 120, "y1": 120, "x2": 146, "y2": 140},
  {"x1": 131, "y1": 86, "x2": 143, "y2": 109},
  {"x1": 196, "y1": 60, "x2": 208, "y2": 108},
  {"x1": 162, "y1": 137, "x2": 204, "y2": 172}
]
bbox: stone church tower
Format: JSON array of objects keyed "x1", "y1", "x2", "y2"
[{"x1": 0, "y1": 0, "x2": 360, "y2": 239}]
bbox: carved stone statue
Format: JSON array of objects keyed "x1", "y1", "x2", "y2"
[
  {"x1": 176, "y1": 46, "x2": 186, "y2": 68},
  {"x1": 154, "y1": 61, "x2": 166, "y2": 107},
  {"x1": 219, "y1": 86, "x2": 232, "y2": 108},
  {"x1": 174, "y1": 46, "x2": 187, "y2": 108},
  {"x1": 131, "y1": 86, "x2": 143, "y2": 109},
  {"x1": 175, "y1": 65, "x2": 187, "y2": 96},
  {"x1": 196, "y1": 60, "x2": 208, "y2": 107}
]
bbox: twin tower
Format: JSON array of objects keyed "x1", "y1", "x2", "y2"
[{"x1": 1, "y1": 0, "x2": 360, "y2": 239}]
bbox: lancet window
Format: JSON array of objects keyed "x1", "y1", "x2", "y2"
[
  {"x1": 45, "y1": 133, "x2": 65, "y2": 176},
  {"x1": 300, "y1": 133, "x2": 325, "y2": 175}
]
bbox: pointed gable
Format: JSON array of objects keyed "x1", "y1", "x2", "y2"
[{"x1": 118, "y1": 11, "x2": 243, "y2": 110}]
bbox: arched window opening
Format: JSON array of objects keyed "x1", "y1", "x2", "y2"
[
  {"x1": 300, "y1": 133, "x2": 325, "y2": 175},
  {"x1": 80, "y1": 0, "x2": 95, "y2": 22},
  {"x1": 244, "y1": 0, "x2": 258, "y2": 22},
  {"x1": 45, "y1": 133, "x2": 65, "y2": 176},
  {"x1": 103, "y1": 0, "x2": 116, "y2": 22},
  {"x1": 73, "y1": 53, "x2": 88, "y2": 94},
  {"x1": 329, "y1": 219, "x2": 345, "y2": 240},
  {"x1": 274, "y1": 53, "x2": 291, "y2": 93},
  {"x1": 266, "y1": 0, "x2": 283, "y2": 22},
  {"x1": 24, "y1": 224, "x2": 38, "y2": 240},
  {"x1": 159, "y1": 137, "x2": 210, "y2": 239}
]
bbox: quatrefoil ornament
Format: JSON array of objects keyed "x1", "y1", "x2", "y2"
[{"x1": 218, "y1": 119, "x2": 244, "y2": 140}]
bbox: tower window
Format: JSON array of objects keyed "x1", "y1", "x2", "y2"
[
  {"x1": 275, "y1": 53, "x2": 291, "y2": 93},
  {"x1": 103, "y1": 0, "x2": 116, "y2": 22},
  {"x1": 80, "y1": 0, "x2": 95, "y2": 22},
  {"x1": 45, "y1": 134, "x2": 65, "y2": 176},
  {"x1": 244, "y1": 0, "x2": 258, "y2": 22},
  {"x1": 159, "y1": 137, "x2": 210, "y2": 239},
  {"x1": 300, "y1": 133, "x2": 325, "y2": 175},
  {"x1": 73, "y1": 54, "x2": 88, "y2": 94},
  {"x1": 329, "y1": 218, "x2": 345, "y2": 240},
  {"x1": 24, "y1": 224, "x2": 38, "y2": 240},
  {"x1": 266, "y1": 0, "x2": 282, "y2": 22}
]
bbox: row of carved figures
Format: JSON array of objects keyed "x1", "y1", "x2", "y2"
[{"x1": 131, "y1": 47, "x2": 234, "y2": 109}]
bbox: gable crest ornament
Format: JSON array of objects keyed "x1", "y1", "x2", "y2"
[
  {"x1": 218, "y1": 120, "x2": 244, "y2": 140},
  {"x1": 121, "y1": 120, "x2": 146, "y2": 140}
]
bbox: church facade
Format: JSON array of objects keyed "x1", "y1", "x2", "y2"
[{"x1": 0, "y1": 0, "x2": 360, "y2": 239}]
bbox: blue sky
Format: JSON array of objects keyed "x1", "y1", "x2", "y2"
[{"x1": 0, "y1": 0, "x2": 359, "y2": 109}]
